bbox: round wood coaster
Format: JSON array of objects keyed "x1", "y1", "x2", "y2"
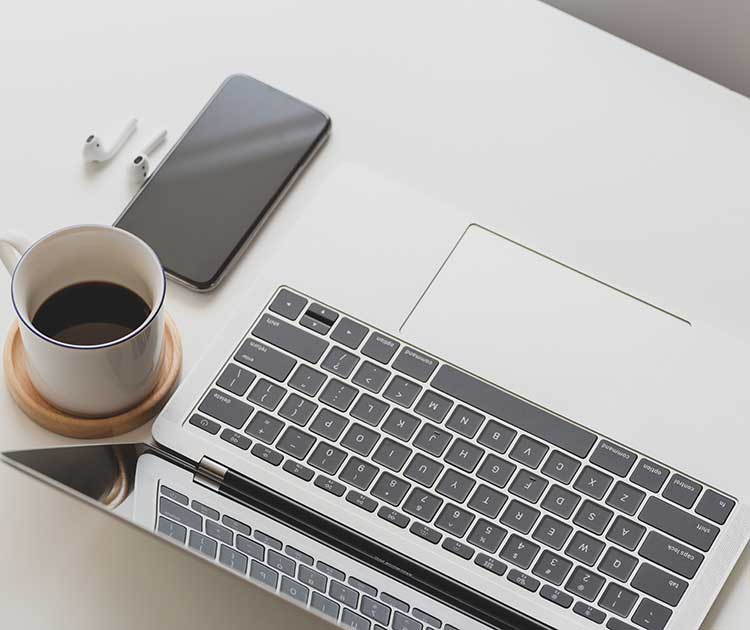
[{"x1": 3, "y1": 314, "x2": 182, "y2": 439}]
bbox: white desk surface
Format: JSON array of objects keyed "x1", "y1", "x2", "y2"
[{"x1": 1, "y1": 1, "x2": 748, "y2": 628}]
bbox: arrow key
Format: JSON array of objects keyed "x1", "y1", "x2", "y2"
[
  {"x1": 269, "y1": 289, "x2": 308, "y2": 320},
  {"x1": 331, "y1": 317, "x2": 369, "y2": 349}
]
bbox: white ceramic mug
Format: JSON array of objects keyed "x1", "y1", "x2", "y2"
[{"x1": 0, "y1": 225, "x2": 166, "y2": 417}]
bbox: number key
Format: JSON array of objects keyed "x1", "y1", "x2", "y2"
[{"x1": 435, "y1": 503, "x2": 475, "y2": 537}]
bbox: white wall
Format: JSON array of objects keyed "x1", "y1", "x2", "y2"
[{"x1": 542, "y1": 0, "x2": 750, "y2": 97}]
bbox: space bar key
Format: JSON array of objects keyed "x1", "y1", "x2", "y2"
[{"x1": 431, "y1": 365, "x2": 597, "y2": 458}]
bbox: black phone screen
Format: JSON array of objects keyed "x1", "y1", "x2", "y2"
[{"x1": 115, "y1": 75, "x2": 330, "y2": 290}]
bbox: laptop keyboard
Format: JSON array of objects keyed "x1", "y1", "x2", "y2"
[
  {"x1": 157, "y1": 483, "x2": 461, "y2": 630},
  {"x1": 185, "y1": 287, "x2": 737, "y2": 630}
]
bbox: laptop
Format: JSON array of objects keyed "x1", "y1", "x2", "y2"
[{"x1": 4, "y1": 163, "x2": 749, "y2": 630}]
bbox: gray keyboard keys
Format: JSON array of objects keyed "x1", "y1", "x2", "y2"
[
  {"x1": 205, "y1": 520, "x2": 232, "y2": 544},
  {"x1": 289, "y1": 364, "x2": 326, "y2": 395},
  {"x1": 392, "y1": 347, "x2": 438, "y2": 383},
  {"x1": 500, "y1": 500, "x2": 540, "y2": 534},
  {"x1": 219, "y1": 545, "x2": 248, "y2": 574},
  {"x1": 248, "y1": 379, "x2": 286, "y2": 410},
  {"x1": 435, "y1": 503, "x2": 475, "y2": 537},
  {"x1": 532, "y1": 550, "x2": 573, "y2": 585},
  {"x1": 317, "y1": 561, "x2": 346, "y2": 581},
  {"x1": 574, "y1": 466, "x2": 614, "y2": 500},
  {"x1": 378, "y1": 507, "x2": 410, "y2": 528},
  {"x1": 639, "y1": 496, "x2": 719, "y2": 551},
  {"x1": 222, "y1": 515, "x2": 251, "y2": 536},
  {"x1": 250, "y1": 560, "x2": 279, "y2": 588},
  {"x1": 403, "y1": 488, "x2": 443, "y2": 522},
  {"x1": 191, "y1": 500, "x2": 219, "y2": 520},
  {"x1": 599, "y1": 546, "x2": 639, "y2": 582},
  {"x1": 607, "y1": 515, "x2": 647, "y2": 551},
  {"x1": 330, "y1": 579, "x2": 359, "y2": 608},
  {"x1": 216, "y1": 363, "x2": 256, "y2": 396},
  {"x1": 410, "y1": 521, "x2": 442, "y2": 543},
  {"x1": 477, "y1": 454, "x2": 516, "y2": 489},
  {"x1": 606, "y1": 481, "x2": 646, "y2": 516},
  {"x1": 507, "y1": 569, "x2": 540, "y2": 592},
  {"x1": 299, "y1": 565, "x2": 328, "y2": 591},
  {"x1": 638, "y1": 531, "x2": 703, "y2": 579},
  {"x1": 631, "y1": 598, "x2": 672, "y2": 630},
  {"x1": 353, "y1": 361, "x2": 391, "y2": 393},
  {"x1": 468, "y1": 484, "x2": 507, "y2": 518},
  {"x1": 280, "y1": 576, "x2": 309, "y2": 603},
  {"x1": 404, "y1": 453, "x2": 444, "y2": 487},
  {"x1": 382, "y1": 409, "x2": 420, "y2": 441},
  {"x1": 392, "y1": 612, "x2": 423, "y2": 630},
  {"x1": 444, "y1": 439, "x2": 483, "y2": 472},
  {"x1": 253, "y1": 313, "x2": 328, "y2": 363},
  {"x1": 331, "y1": 317, "x2": 369, "y2": 349},
  {"x1": 360, "y1": 595, "x2": 391, "y2": 625},
  {"x1": 372, "y1": 472, "x2": 411, "y2": 506},
  {"x1": 445, "y1": 405, "x2": 485, "y2": 438},
  {"x1": 413, "y1": 424, "x2": 452, "y2": 457},
  {"x1": 220, "y1": 428, "x2": 251, "y2": 450},
  {"x1": 188, "y1": 414, "x2": 221, "y2": 435},
  {"x1": 254, "y1": 531, "x2": 282, "y2": 550},
  {"x1": 574, "y1": 500, "x2": 614, "y2": 535},
  {"x1": 342, "y1": 423, "x2": 380, "y2": 455},
  {"x1": 599, "y1": 583, "x2": 639, "y2": 618},
  {"x1": 322, "y1": 346, "x2": 360, "y2": 378},
  {"x1": 372, "y1": 438, "x2": 411, "y2": 471},
  {"x1": 307, "y1": 303, "x2": 338, "y2": 326},
  {"x1": 199, "y1": 389, "x2": 253, "y2": 429},
  {"x1": 477, "y1": 420, "x2": 516, "y2": 454},
  {"x1": 509, "y1": 436, "x2": 548, "y2": 469},
  {"x1": 189, "y1": 531, "x2": 218, "y2": 558},
  {"x1": 269, "y1": 289, "x2": 307, "y2": 320},
  {"x1": 436, "y1": 469, "x2": 475, "y2": 502},
  {"x1": 662, "y1": 474, "x2": 702, "y2": 509},
  {"x1": 412, "y1": 609, "x2": 441, "y2": 629},
  {"x1": 696, "y1": 489, "x2": 735, "y2": 525},
  {"x1": 630, "y1": 459, "x2": 669, "y2": 493},
  {"x1": 160, "y1": 485, "x2": 188, "y2": 505},
  {"x1": 361, "y1": 332, "x2": 400, "y2": 364},
  {"x1": 467, "y1": 519, "x2": 507, "y2": 553},
  {"x1": 474, "y1": 553, "x2": 508, "y2": 576},
  {"x1": 315, "y1": 475, "x2": 347, "y2": 496},
  {"x1": 541, "y1": 485, "x2": 581, "y2": 519},
  {"x1": 631, "y1": 563, "x2": 688, "y2": 606},
  {"x1": 431, "y1": 364, "x2": 597, "y2": 457},
  {"x1": 346, "y1": 489, "x2": 378, "y2": 513},
  {"x1": 279, "y1": 393, "x2": 317, "y2": 426},
  {"x1": 267, "y1": 549, "x2": 296, "y2": 576},
  {"x1": 443, "y1": 536, "x2": 474, "y2": 559},
  {"x1": 276, "y1": 426, "x2": 316, "y2": 459},
  {"x1": 541, "y1": 450, "x2": 581, "y2": 484},
  {"x1": 311, "y1": 591, "x2": 340, "y2": 619},
  {"x1": 573, "y1": 602, "x2": 606, "y2": 624},
  {"x1": 236, "y1": 535, "x2": 264, "y2": 560},
  {"x1": 532, "y1": 515, "x2": 572, "y2": 550},
  {"x1": 157, "y1": 517, "x2": 186, "y2": 543},
  {"x1": 340, "y1": 457, "x2": 379, "y2": 489},
  {"x1": 319, "y1": 378, "x2": 358, "y2": 411},
  {"x1": 384, "y1": 376, "x2": 422, "y2": 408},
  {"x1": 509, "y1": 469, "x2": 548, "y2": 503},
  {"x1": 286, "y1": 546, "x2": 313, "y2": 565},
  {"x1": 308, "y1": 442, "x2": 348, "y2": 474},
  {"x1": 159, "y1": 497, "x2": 202, "y2": 531},
  {"x1": 300, "y1": 314, "x2": 331, "y2": 335},
  {"x1": 500, "y1": 534, "x2": 540, "y2": 569},
  {"x1": 245, "y1": 411, "x2": 284, "y2": 443},
  {"x1": 414, "y1": 390, "x2": 453, "y2": 423},
  {"x1": 590, "y1": 440, "x2": 637, "y2": 477},
  {"x1": 539, "y1": 585, "x2": 573, "y2": 609},
  {"x1": 235, "y1": 338, "x2": 296, "y2": 382},
  {"x1": 310, "y1": 408, "x2": 349, "y2": 440},
  {"x1": 380, "y1": 593, "x2": 409, "y2": 613},
  {"x1": 565, "y1": 566, "x2": 606, "y2": 602},
  {"x1": 284, "y1": 460, "x2": 315, "y2": 482},
  {"x1": 351, "y1": 394, "x2": 389, "y2": 426},
  {"x1": 566, "y1": 531, "x2": 605, "y2": 566},
  {"x1": 348, "y1": 576, "x2": 377, "y2": 597}
]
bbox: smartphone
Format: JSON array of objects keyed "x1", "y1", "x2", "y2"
[{"x1": 115, "y1": 74, "x2": 331, "y2": 291}]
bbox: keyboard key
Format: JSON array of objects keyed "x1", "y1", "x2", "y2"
[
  {"x1": 216, "y1": 363, "x2": 256, "y2": 396},
  {"x1": 299, "y1": 565, "x2": 328, "y2": 591},
  {"x1": 300, "y1": 314, "x2": 330, "y2": 335},
  {"x1": 540, "y1": 584, "x2": 573, "y2": 609},
  {"x1": 351, "y1": 394, "x2": 390, "y2": 426},
  {"x1": 431, "y1": 364, "x2": 597, "y2": 457},
  {"x1": 590, "y1": 440, "x2": 637, "y2": 477},
  {"x1": 269, "y1": 289, "x2": 308, "y2": 320},
  {"x1": 630, "y1": 459, "x2": 669, "y2": 493},
  {"x1": 307, "y1": 303, "x2": 339, "y2": 326},
  {"x1": 372, "y1": 472, "x2": 411, "y2": 506},
  {"x1": 236, "y1": 535, "x2": 264, "y2": 560},
  {"x1": 372, "y1": 438, "x2": 411, "y2": 471},
  {"x1": 532, "y1": 515, "x2": 572, "y2": 550},
  {"x1": 574, "y1": 500, "x2": 614, "y2": 535},
  {"x1": 189, "y1": 531, "x2": 217, "y2": 558},
  {"x1": 245, "y1": 411, "x2": 284, "y2": 443},
  {"x1": 340, "y1": 457, "x2": 380, "y2": 489},
  {"x1": 253, "y1": 313, "x2": 328, "y2": 363},
  {"x1": 250, "y1": 560, "x2": 279, "y2": 588},
  {"x1": 160, "y1": 485, "x2": 189, "y2": 505},
  {"x1": 205, "y1": 520, "x2": 233, "y2": 544},
  {"x1": 219, "y1": 545, "x2": 248, "y2": 574},
  {"x1": 509, "y1": 436, "x2": 548, "y2": 469},
  {"x1": 565, "y1": 566, "x2": 606, "y2": 602},
  {"x1": 279, "y1": 393, "x2": 317, "y2": 426},
  {"x1": 315, "y1": 474, "x2": 347, "y2": 496},
  {"x1": 477, "y1": 454, "x2": 516, "y2": 488},
  {"x1": 467, "y1": 519, "x2": 507, "y2": 553},
  {"x1": 310, "y1": 591, "x2": 340, "y2": 621},
  {"x1": 308, "y1": 442, "x2": 348, "y2": 474},
  {"x1": 361, "y1": 332, "x2": 400, "y2": 364},
  {"x1": 541, "y1": 450, "x2": 581, "y2": 484},
  {"x1": 280, "y1": 576, "x2": 309, "y2": 603},
  {"x1": 500, "y1": 534, "x2": 540, "y2": 569},
  {"x1": 662, "y1": 474, "x2": 702, "y2": 509},
  {"x1": 317, "y1": 561, "x2": 346, "y2": 581},
  {"x1": 409, "y1": 521, "x2": 442, "y2": 544},
  {"x1": 606, "y1": 516, "x2": 646, "y2": 551},
  {"x1": 435, "y1": 504, "x2": 475, "y2": 537},
  {"x1": 286, "y1": 546, "x2": 313, "y2": 566},
  {"x1": 403, "y1": 488, "x2": 443, "y2": 522},
  {"x1": 599, "y1": 583, "x2": 638, "y2": 618},
  {"x1": 384, "y1": 376, "x2": 422, "y2": 408},
  {"x1": 283, "y1": 459, "x2": 315, "y2": 481},
  {"x1": 444, "y1": 439, "x2": 484, "y2": 472},
  {"x1": 435, "y1": 469, "x2": 475, "y2": 502},
  {"x1": 157, "y1": 517, "x2": 186, "y2": 543},
  {"x1": 477, "y1": 420, "x2": 516, "y2": 454},
  {"x1": 573, "y1": 602, "x2": 606, "y2": 624},
  {"x1": 319, "y1": 378, "x2": 358, "y2": 411},
  {"x1": 361, "y1": 595, "x2": 391, "y2": 625},
  {"x1": 248, "y1": 379, "x2": 286, "y2": 410},
  {"x1": 267, "y1": 549, "x2": 296, "y2": 576},
  {"x1": 392, "y1": 612, "x2": 422, "y2": 630},
  {"x1": 322, "y1": 346, "x2": 360, "y2": 378},
  {"x1": 254, "y1": 531, "x2": 282, "y2": 550},
  {"x1": 276, "y1": 426, "x2": 316, "y2": 459},
  {"x1": 474, "y1": 553, "x2": 508, "y2": 576},
  {"x1": 631, "y1": 563, "x2": 687, "y2": 606},
  {"x1": 222, "y1": 515, "x2": 251, "y2": 536},
  {"x1": 606, "y1": 481, "x2": 646, "y2": 516},
  {"x1": 353, "y1": 361, "x2": 391, "y2": 393},
  {"x1": 235, "y1": 338, "x2": 296, "y2": 382},
  {"x1": 382, "y1": 409, "x2": 421, "y2": 442},
  {"x1": 377, "y1": 506, "x2": 410, "y2": 528},
  {"x1": 404, "y1": 453, "x2": 444, "y2": 487},
  {"x1": 331, "y1": 317, "x2": 369, "y2": 349},
  {"x1": 574, "y1": 466, "x2": 614, "y2": 500},
  {"x1": 341, "y1": 423, "x2": 380, "y2": 455},
  {"x1": 413, "y1": 424, "x2": 452, "y2": 457},
  {"x1": 566, "y1": 531, "x2": 606, "y2": 566},
  {"x1": 392, "y1": 347, "x2": 438, "y2": 383},
  {"x1": 414, "y1": 390, "x2": 453, "y2": 423},
  {"x1": 606, "y1": 619, "x2": 639, "y2": 630},
  {"x1": 541, "y1": 484, "x2": 581, "y2": 519},
  {"x1": 347, "y1": 490, "x2": 378, "y2": 512},
  {"x1": 251, "y1": 443, "x2": 283, "y2": 466},
  {"x1": 188, "y1": 413, "x2": 221, "y2": 435},
  {"x1": 310, "y1": 408, "x2": 349, "y2": 440},
  {"x1": 220, "y1": 428, "x2": 252, "y2": 450},
  {"x1": 599, "y1": 546, "x2": 639, "y2": 582},
  {"x1": 507, "y1": 569, "x2": 540, "y2": 592},
  {"x1": 500, "y1": 499, "x2": 540, "y2": 534},
  {"x1": 638, "y1": 531, "x2": 703, "y2": 579},
  {"x1": 638, "y1": 496, "x2": 719, "y2": 551},
  {"x1": 199, "y1": 389, "x2": 253, "y2": 429},
  {"x1": 696, "y1": 489, "x2": 735, "y2": 525},
  {"x1": 533, "y1": 549, "x2": 573, "y2": 585},
  {"x1": 467, "y1": 484, "x2": 507, "y2": 518},
  {"x1": 380, "y1": 593, "x2": 409, "y2": 613},
  {"x1": 509, "y1": 469, "x2": 548, "y2": 503},
  {"x1": 412, "y1": 609, "x2": 441, "y2": 629},
  {"x1": 631, "y1": 598, "x2": 672, "y2": 630},
  {"x1": 288, "y1": 364, "x2": 327, "y2": 396},
  {"x1": 442, "y1": 537, "x2": 475, "y2": 559},
  {"x1": 445, "y1": 406, "x2": 485, "y2": 438},
  {"x1": 330, "y1": 579, "x2": 360, "y2": 608}
]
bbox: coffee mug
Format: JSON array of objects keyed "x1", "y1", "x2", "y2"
[{"x1": 0, "y1": 225, "x2": 166, "y2": 417}]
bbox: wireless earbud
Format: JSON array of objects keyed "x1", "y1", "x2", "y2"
[
  {"x1": 129, "y1": 129, "x2": 168, "y2": 184},
  {"x1": 82, "y1": 117, "x2": 138, "y2": 163}
]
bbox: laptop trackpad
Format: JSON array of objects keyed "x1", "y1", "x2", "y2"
[{"x1": 400, "y1": 224, "x2": 691, "y2": 439}]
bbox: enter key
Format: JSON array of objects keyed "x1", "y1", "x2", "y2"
[{"x1": 638, "y1": 531, "x2": 704, "y2": 579}]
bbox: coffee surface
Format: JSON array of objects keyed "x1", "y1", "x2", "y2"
[{"x1": 32, "y1": 281, "x2": 151, "y2": 345}]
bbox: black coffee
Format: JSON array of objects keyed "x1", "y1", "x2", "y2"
[{"x1": 32, "y1": 281, "x2": 151, "y2": 346}]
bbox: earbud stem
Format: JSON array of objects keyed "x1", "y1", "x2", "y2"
[
  {"x1": 108, "y1": 117, "x2": 139, "y2": 157},
  {"x1": 141, "y1": 129, "x2": 168, "y2": 156}
]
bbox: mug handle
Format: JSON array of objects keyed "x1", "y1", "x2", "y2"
[{"x1": 0, "y1": 231, "x2": 33, "y2": 275}]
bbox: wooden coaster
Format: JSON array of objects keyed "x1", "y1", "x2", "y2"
[{"x1": 3, "y1": 314, "x2": 182, "y2": 439}]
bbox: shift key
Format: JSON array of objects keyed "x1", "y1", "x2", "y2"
[
  {"x1": 639, "y1": 497, "x2": 719, "y2": 552},
  {"x1": 235, "y1": 338, "x2": 296, "y2": 382},
  {"x1": 253, "y1": 314, "x2": 328, "y2": 364}
]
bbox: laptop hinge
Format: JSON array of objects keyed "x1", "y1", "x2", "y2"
[{"x1": 193, "y1": 456, "x2": 228, "y2": 491}]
